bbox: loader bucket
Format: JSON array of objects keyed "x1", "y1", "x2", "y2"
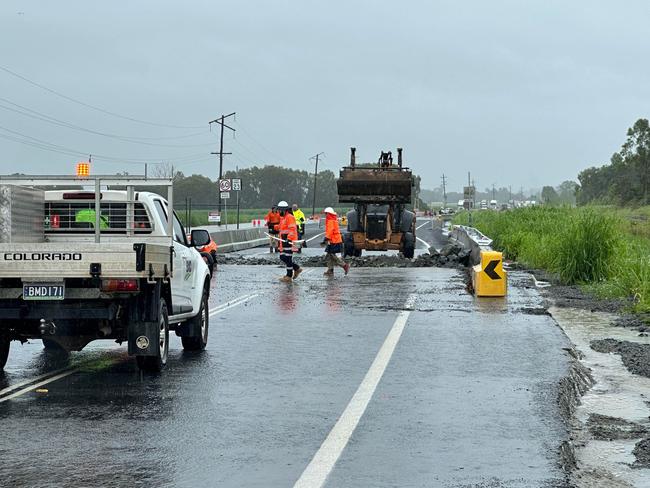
[{"x1": 337, "y1": 168, "x2": 413, "y2": 203}]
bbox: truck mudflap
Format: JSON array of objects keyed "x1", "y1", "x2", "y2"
[
  {"x1": 128, "y1": 321, "x2": 162, "y2": 356},
  {"x1": 127, "y1": 281, "x2": 165, "y2": 357}
]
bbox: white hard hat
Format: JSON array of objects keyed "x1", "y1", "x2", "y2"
[
  {"x1": 277, "y1": 200, "x2": 289, "y2": 209},
  {"x1": 323, "y1": 207, "x2": 336, "y2": 215}
]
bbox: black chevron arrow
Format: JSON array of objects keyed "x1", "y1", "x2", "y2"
[{"x1": 484, "y1": 259, "x2": 502, "y2": 280}]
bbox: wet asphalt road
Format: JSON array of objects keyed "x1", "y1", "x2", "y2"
[{"x1": 0, "y1": 221, "x2": 571, "y2": 488}]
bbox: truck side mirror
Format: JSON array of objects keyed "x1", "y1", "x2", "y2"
[{"x1": 191, "y1": 229, "x2": 210, "y2": 247}]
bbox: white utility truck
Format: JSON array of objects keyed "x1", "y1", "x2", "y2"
[{"x1": 0, "y1": 175, "x2": 212, "y2": 372}]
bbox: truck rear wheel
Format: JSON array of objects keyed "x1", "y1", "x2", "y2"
[
  {"x1": 136, "y1": 299, "x2": 169, "y2": 372},
  {"x1": 181, "y1": 287, "x2": 209, "y2": 351},
  {"x1": 0, "y1": 337, "x2": 9, "y2": 369}
]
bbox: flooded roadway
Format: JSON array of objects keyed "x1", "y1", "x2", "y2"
[{"x1": 0, "y1": 222, "x2": 571, "y2": 488}]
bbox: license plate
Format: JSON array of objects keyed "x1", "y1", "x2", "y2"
[{"x1": 22, "y1": 284, "x2": 65, "y2": 301}]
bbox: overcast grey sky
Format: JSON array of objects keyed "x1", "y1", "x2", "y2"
[{"x1": 1, "y1": 1, "x2": 649, "y2": 193}]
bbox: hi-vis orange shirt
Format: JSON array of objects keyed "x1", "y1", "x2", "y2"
[
  {"x1": 265, "y1": 210, "x2": 281, "y2": 226},
  {"x1": 275, "y1": 213, "x2": 299, "y2": 251},
  {"x1": 325, "y1": 214, "x2": 343, "y2": 244}
]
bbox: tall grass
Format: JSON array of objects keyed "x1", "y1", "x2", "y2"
[{"x1": 454, "y1": 206, "x2": 650, "y2": 313}]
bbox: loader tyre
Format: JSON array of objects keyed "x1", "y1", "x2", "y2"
[
  {"x1": 42, "y1": 338, "x2": 68, "y2": 352},
  {"x1": 136, "y1": 298, "x2": 169, "y2": 372},
  {"x1": 403, "y1": 232, "x2": 415, "y2": 259},
  {"x1": 343, "y1": 235, "x2": 355, "y2": 258},
  {"x1": 0, "y1": 336, "x2": 9, "y2": 369},
  {"x1": 181, "y1": 286, "x2": 209, "y2": 351}
]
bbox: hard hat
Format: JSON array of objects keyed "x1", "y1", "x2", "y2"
[
  {"x1": 277, "y1": 200, "x2": 289, "y2": 209},
  {"x1": 323, "y1": 207, "x2": 336, "y2": 215}
]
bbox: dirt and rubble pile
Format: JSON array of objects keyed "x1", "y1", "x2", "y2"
[{"x1": 215, "y1": 245, "x2": 470, "y2": 268}]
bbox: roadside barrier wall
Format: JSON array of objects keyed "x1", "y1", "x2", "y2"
[
  {"x1": 210, "y1": 228, "x2": 267, "y2": 253},
  {"x1": 449, "y1": 227, "x2": 482, "y2": 265}
]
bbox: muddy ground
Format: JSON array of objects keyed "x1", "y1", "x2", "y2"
[{"x1": 215, "y1": 244, "x2": 470, "y2": 269}]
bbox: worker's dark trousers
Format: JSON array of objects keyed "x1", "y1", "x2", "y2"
[{"x1": 280, "y1": 247, "x2": 300, "y2": 277}]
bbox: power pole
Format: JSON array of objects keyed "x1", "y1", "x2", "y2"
[
  {"x1": 209, "y1": 112, "x2": 236, "y2": 217},
  {"x1": 492, "y1": 183, "x2": 496, "y2": 201},
  {"x1": 310, "y1": 152, "x2": 324, "y2": 219},
  {"x1": 441, "y1": 174, "x2": 447, "y2": 208}
]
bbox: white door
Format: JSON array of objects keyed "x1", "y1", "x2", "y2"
[{"x1": 153, "y1": 200, "x2": 193, "y2": 315}]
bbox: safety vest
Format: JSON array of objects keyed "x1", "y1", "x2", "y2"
[
  {"x1": 293, "y1": 208, "x2": 306, "y2": 225},
  {"x1": 278, "y1": 213, "x2": 298, "y2": 251},
  {"x1": 265, "y1": 211, "x2": 281, "y2": 225},
  {"x1": 325, "y1": 215, "x2": 342, "y2": 244},
  {"x1": 75, "y1": 209, "x2": 109, "y2": 229}
]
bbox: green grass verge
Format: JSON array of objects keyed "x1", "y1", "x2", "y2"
[{"x1": 454, "y1": 206, "x2": 650, "y2": 313}]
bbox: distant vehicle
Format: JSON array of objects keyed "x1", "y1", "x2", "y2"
[
  {"x1": 0, "y1": 176, "x2": 212, "y2": 372},
  {"x1": 489, "y1": 199, "x2": 498, "y2": 210},
  {"x1": 480, "y1": 200, "x2": 488, "y2": 210},
  {"x1": 457, "y1": 199, "x2": 465, "y2": 210},
  {"x1": 337, "y1": 147, "x2": 416, "y2": 258}
]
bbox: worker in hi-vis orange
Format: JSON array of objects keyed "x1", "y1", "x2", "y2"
[
  {"x1": 275, "y1": 201, "x2": 303, "y2": 282},
  {"x1": 321, "y1": 207, "x2": 350, "y2": 276}
]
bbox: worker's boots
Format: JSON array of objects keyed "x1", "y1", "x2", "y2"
[
  {"x1": 293, "y1": 268, "x2": 303, "y2": 280},
  {"x1": 323, "y1": 269, "x2": 334, "y2": 277},
  {"x1": 279, "y1": 275, "x2": 292, "y2": 283}
]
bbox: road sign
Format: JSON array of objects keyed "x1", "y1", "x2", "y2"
[
  {"x1": 219, "y1": 179, "x2": 232, "y2": 191},
  {"x1": 232, "y1": 178, "x2": 242, "y2": 191},
  {"x1": 220, "y1": 191, "x2": 231, "y2": 199},
  {"x1": 471, "y1": 250, "x2": 507, "y2": 297},
  {"x1": 208, "y1": 211, "x2": 221, "y2": 223}
]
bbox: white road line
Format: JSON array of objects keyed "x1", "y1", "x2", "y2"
[
  {"x1": 0, "y1": 365, "x2": 75, "y2": 397},
  {"x1": 293, "y1": 293, "x2": 418, "y2": 488},
  {"x1": 208, "y1": 293, "x2": 254, "y2": 314},
  {"x1": 0, "y1": 369, "x2": 77, "y2": 403},
  {"x1": 416, "y1": 220, "x2": 431, "y2": 230},
  {"x1": 209, "y1": 294, "x2": 259, "y2": 316},
  {"x1": 416, "y1": 237, "x2": 430, "y2": 248},
  {"x1": 306, "y1": 232, "x2": 325, "y2": 243}
]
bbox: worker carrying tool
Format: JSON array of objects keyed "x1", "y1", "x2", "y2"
[
  {"x1": 292, "y1": 203, "x2": 307, "y2": 250},
  {"x1": 275, "y1": 201, "x2": 303, "y2": 282},
  {"x1": 321, "y1": 207, "x2": 350, "y2": 276},
  {"x1": 265, "y1": 205, "x2": 281, "y2": 253}
]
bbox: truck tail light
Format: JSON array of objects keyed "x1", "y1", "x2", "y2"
[{"x1": 101, "y1": 279, "x2": 139, "y2": 292}]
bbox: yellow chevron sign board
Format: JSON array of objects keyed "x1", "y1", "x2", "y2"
[{"x1": 472, "y1": 250, "x2": 507, "y2": 297}]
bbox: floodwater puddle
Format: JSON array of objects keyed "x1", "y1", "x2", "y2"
[{"x1": 550, "y1": 306, "x2": 650, "y2": 487}]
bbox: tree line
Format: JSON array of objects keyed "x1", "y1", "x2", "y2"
[{"x1": 577, "y1": 118, "x2": 650, "y2": 206}]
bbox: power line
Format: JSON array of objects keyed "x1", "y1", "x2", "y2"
[
  {"x1": 233, "y1": 120, "x2": 291, "y2": 166},
  {"x1": 0, "y1": 125, "x2": 210, "y2": 165},
  {"x1": 0, "y1": 97, "x2": 213, "y2": 148},
  {"x1": 0, "y1": 64, "x2": 204, "y2": 129}
]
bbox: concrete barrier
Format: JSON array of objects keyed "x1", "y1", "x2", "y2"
[
  {"x1": 209, "y1": 227, "x2": 268, "y2": 254},
  {"x1": 204, "y1": 222, "x2": 320, "y2": 254},
  {"x1": 449, "y1": 226, "x2": 487, "y2": 266}
]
